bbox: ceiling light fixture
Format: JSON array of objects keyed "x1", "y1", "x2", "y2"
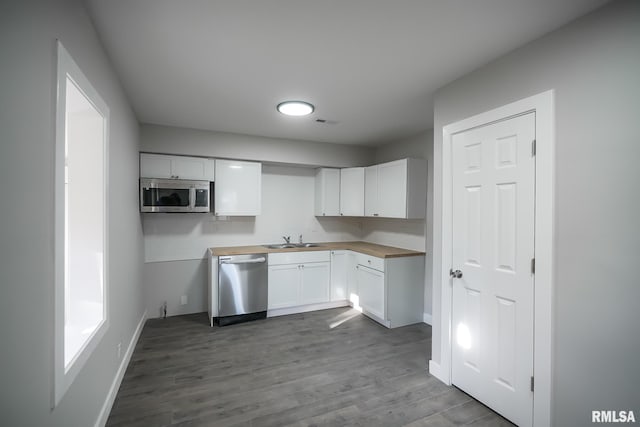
[{"x1": 277, "y1": 100, "x2": 314, "y2": 116}]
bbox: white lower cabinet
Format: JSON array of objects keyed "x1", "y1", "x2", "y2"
[
  {"x1": 267, "y1": 251, "x2": 331, "y2": 312},
  {"x1": 330, "y1": 250, "x2": 349, "y2": 301},
  {"x1": 356, "y1": 264, "x2": 385, "y2": 320},
  {"x1": 300, "y1": 263, "x2": 330, "y2": 305},
  {"x1": 353, "y1": 254, "x2": 425, "y2": 328},
  {"x1": 266, "y1": 249, "x2": 424, "y2": 326},
  {"x1": 267, "y1": 264, "x2": 301, "y2": 309}
]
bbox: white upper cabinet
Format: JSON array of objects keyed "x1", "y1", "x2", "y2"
[
  {"x1": 214, "y1": 159, "x2": 261, "y2": 216},
  {"x1": 339, "y1": 167, "x2": 365, "y2": 216},
  {"x1": 140, "y1": 153, "x2": 214, "y2": 181},
  {"x1": 314, "y1": 168, "x2": 340, "y2": 216},
  {"x1": 364, "y1": 165, "x2": 379, "y2": 217},
  {"x1": 365, "y1": 158, "x2": 427, "y2": 219}
]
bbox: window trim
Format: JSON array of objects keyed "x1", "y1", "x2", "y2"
[{"x1": 53, "y1": 40, "x2": 110, "y2": 408}]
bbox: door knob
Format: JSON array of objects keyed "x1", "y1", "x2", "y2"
[{"x1": 450, "y1": 269, "x2": 463, "y2": 279}]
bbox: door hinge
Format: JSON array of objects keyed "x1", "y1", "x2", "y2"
[
  {"x1": 530, "y1": 376, "x2": 535, "y2": 392},
  {"x1": 532, "y1": 139, "x2": 537, "y2": 156},
  {"x1": 531, "y1": 258, "x2": 535, "y2": 275}
]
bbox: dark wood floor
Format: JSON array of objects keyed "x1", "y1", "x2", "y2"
[{"x1": 107, "y1": 307, "x2": 514, "y2": 426}]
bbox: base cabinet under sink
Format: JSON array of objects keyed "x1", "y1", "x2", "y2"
[{"x1": 267, "y1": 251, "x2": 331, "y2": 310}]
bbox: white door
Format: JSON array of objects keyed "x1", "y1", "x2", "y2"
[
  {"x1": 214, "y1": 159, "x2": 262, "y2": 216},
  {"x1": 339, "y1": 167, "x2": 364, "y2": 216},
  {"x1": 300, "y1": 262, "x2": 330, "y2": 305},
  {"x1": 378, "y1": 159, "x2": 407, "y2": 218},
  {"x1": 364, "y1": 165, "x2": 379, "y2": 216},
  {"x1": 330, "y1": 251, "x2": 348, "y2": 301},
  {"x1": 451, "y1": 113, "x2": 535, "y2": 427},
  {"x1": 267, "y1": 264, "x2": 300, "y2": 309},
  {"x1": 171, "y1": 156, "x2": 207, "y2": 180},
  {"x1": 315, "y1": 168, "x2": 340, "y2": 216},
  {"x1": 356, "y1": 264, "x2": 385, "y2": 320},
  {"x1": 140, "y1": 153, "x2": 172, "y2": 178}
]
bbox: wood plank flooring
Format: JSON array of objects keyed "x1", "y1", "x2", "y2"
[{"x1": 107, "y1": 308, "x2": 514, "y2": 426}]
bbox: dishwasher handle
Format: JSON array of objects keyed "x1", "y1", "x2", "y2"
[{"x1": 219, "y1": 257, "x2": 266, "y2": 265}]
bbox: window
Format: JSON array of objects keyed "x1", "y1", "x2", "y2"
[{"x1": 54, "y1": 41, "x2": 109, "y2": 406}]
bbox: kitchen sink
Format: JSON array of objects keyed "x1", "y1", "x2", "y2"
[
  {"x1": 263, "y1": 243, "x2": 322, "y2": 249},
  {"x1": 264, "y1": 244, "x2": 297, "y2": 249}
]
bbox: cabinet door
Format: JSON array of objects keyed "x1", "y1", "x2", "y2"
[
  {"x1": 315, "y1": 168, "x2": 340, "y2": 216},
  {"x1": 339, "y1": 167, "x2": 364, "y2": 216},
  {"x1": 378, "y1": 159, "x2": 407, "y2": 218},
  {"x1": 140, "y1": 153, "x2": 172, "y2": 178},
  {"x1": 140, "y1": 153, "x2": 215, "y2": 181},
  {"x1": 357, "y1": 265, "x2": 385, "y2": 320},
  {"x1": 300, "y1": 262, "x2": 330, "y2": 305},
  {"x1": 268, "y1": 264, "x2": 300, "y2": 309},
  {"x1": 330, "y1": 251, "x2": 348, "y2": 301},
  {"x1": 347, "y1": 252, "x2": 358, "y2": 305},
  {"x1": 214, "y1": 159, "x2": 262, "y2": 216},
  {"x1": 172, "y1": 156, "x2": 213, "y2": 181},
  {"x1": 364, "y1": 165, "x2": 379, "y2": 217}
]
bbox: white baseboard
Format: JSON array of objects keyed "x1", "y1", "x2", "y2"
[
  {"x1": 94, "y1": 310, "x2": 147, "y2": 427},
  {"x1": 423, "y1": 312, "x2": 432, "y2": 325},
  {"x1": 428, "y1": 360, "x2": 450, "y2": 385}
]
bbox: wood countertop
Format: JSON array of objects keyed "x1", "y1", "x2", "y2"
[{"x1": 209, "y1": 241, "x2": 424, "y2": 258}]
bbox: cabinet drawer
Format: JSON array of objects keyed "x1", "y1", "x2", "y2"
[
  {"x1": 355, "y1": 252, "x2": 385, "y2": 272},
  {"x1": 269, "y1": 250, "x2": 330, "y2": 266}
]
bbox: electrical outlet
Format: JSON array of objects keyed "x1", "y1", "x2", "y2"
[
  {"x1": 117, "y1": 342, "x2": 122, "y2": 359},
  {"x1": 181, "y1": 295, "x2": 188, "y2": 305}
]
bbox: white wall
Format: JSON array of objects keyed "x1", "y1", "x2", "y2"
[
  {"x1": 366, "y1": 131, "x2": 434, "y2": 320},
  {"x1": 141, "y1": 123, "x2": 375, "y2": 168},
  {"x1": 430, "y1": 1, "x2": 640, "y2": 425},
  {"x1": 144, "y1": 165, "x2": 365, "y2": 316},
  {"x1": 0, "y1": 0, "x2": 144, "y2": 426}
]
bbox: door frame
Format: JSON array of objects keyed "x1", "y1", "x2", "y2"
[{"x1": 431, "y1": 90, "x2": 554, "y2": 427}]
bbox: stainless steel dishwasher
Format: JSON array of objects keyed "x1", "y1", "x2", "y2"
[{"x1": 217, "y1": 254, "x2": 268, "y2": 326}]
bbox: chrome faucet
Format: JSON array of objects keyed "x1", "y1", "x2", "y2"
[
  {"x1": 299, "y1": 234, "x2": 303, "y2": 244},
  {"x1": 282, "y1": 235, "x2": 291, "y2": 244}
]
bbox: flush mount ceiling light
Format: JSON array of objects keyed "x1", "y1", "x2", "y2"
[{"x1": 277, "y1": 100, "x2": 314, "y2": 116}]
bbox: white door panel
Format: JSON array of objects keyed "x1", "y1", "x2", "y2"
[
  {"x1": 357, "y1": 265, "x2": 385, "y2": 320},
  {"x1": 300, "y1": 262, "x2": 330, "y2": 305},
  {"x1": 267, "y1": 264, "x2": 299, "y2": 309},
  {"x1": 451, "y1": 112, "x2": 535, "y2": 427}
]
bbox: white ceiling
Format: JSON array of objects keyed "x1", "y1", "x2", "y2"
[{"x1": 86, "y1": 0, "x2": 609, "y2": 146}]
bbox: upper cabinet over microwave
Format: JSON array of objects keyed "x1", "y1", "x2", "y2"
[{"x1": 140, "y1": 153, "x2": 215, "y2": 181}]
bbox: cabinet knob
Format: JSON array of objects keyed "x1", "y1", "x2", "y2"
[{"x1": 450, "y1": 269, "x2": 463, "y2": 279}]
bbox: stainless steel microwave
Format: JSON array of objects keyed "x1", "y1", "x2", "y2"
[{"x1": 140, "y1": 178, "x2": 210, "y2": 213}]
